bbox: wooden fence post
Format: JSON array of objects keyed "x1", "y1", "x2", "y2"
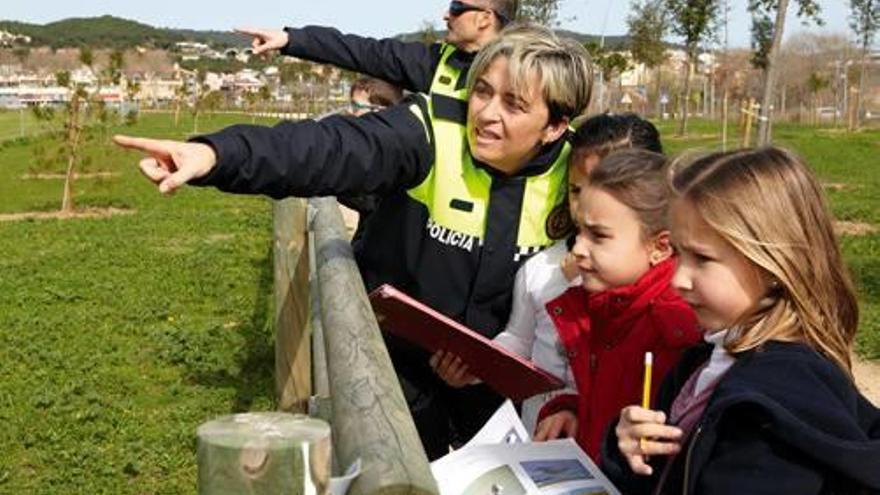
[
  {"x1": 197, "y1": 413, "x2": 331, "y2": 495},
  {"x1": 274, "y1": 198, "x2": 311, "y2": 413},
  {"x1": 742, "y1": 98, "x2": 756, "y2": 148}
]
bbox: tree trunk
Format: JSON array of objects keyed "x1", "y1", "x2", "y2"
[
  {"x1": 757, "y1": 0, "x2": 790, "y2": 145},
  {"x1": 655, "y1": 66, "x2": 663, "y2": 118},
  {"x1": 678, "y1": 54, "x2": 693, "y2": 137},
  {"x1": 722, "y1": 88, "x2": 729, "y2": 151},
  {"x1": 61, "y1": 95, "x2": 81, "y2": 214},
  {"x1": 855, "y1": 45, "x2": 869, "y2": 130},
  {"x1": 780, "y1": 85, "x2": 787, "y2": 120}
]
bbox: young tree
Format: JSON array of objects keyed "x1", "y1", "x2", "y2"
[
  {"x1": 849, "y1": 0, "x2": 879, "y2": 129},
  {"x1": 665, "y1": 0, "x2": 720, "y2": 136},
  {"x1": 173, "y1": 80, "x2": 188, "y2": 128},
  {"x1": 191, "y1": 71, "x2": 209, "y2": 135},
  {"x1": 806, "y1": 71, "x2": 829, "y2": 125},
  {"x1": 518, "y1": 0, "x2": 561, "y2": 26},
  {"x1": 749, "y1": 0, "x2": 822, "y2": 144},
  {"x1": 628, "y1": 0, "x2": 670, "y2": 117},
  {"x1": 124, "y1": 80, "x2": 141, "y2": 126},
  {"x1": 47, "y1": 70, "x2": 89, "y2": 214},
  {"x1": 257, "y1": 85, "x2": 272, "y2": 114}
]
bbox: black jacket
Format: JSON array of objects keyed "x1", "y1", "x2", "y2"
[
  {"x1": 601, "y1": 341, "x2": 880, "y2": 495},
  {"x1": 192, "y1": 96, "x2": 568, "y2": 338},
  {"x1": 282, "y1": 26, "x2": 475, "y2": 95}
]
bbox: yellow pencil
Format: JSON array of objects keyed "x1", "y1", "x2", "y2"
[{"x1": 640, "y1": 352, "x2": 653, "y2": 452}]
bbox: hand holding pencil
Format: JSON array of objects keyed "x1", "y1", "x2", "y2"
[{"x1": 614, "y1": 352, "x2": 684, "y2": 476}]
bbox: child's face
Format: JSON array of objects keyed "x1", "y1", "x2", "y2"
[
  {"x1": 568, "y1": 153, "x2": 600, "y2": 219},
  {"x1": 670, "y1": 199, "x2": 768, "y2": 332},
  {"x1": 571, "y1": 186, "x2": 657, "y2": 292}
]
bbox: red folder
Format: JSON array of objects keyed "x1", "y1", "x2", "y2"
[{"x1": 368, "y1": 284, "x2": 565, "y2": 401}]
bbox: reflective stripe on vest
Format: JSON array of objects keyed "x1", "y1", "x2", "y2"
[
  {"x1": 406, "y1": 100, "x2": 570, "y2": 252},
  {"x1": 429, "y1": 43, "x2": 468, "y2": 124}
]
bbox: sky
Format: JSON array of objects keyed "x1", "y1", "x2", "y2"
[{"x1": 1, "y1": 0, "x2": 861, "y2": 49}]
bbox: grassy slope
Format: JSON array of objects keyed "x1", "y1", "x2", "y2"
[
  {"x1": 656, "y1": 119, "x2": 880, "y2": 358},
  {"x1": 0, "y1": 112, "x2": 278, "y2": 493}
]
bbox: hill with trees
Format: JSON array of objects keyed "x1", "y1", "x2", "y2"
[{"x1": 0, "y1": 15, "x2": 247, "y2": 49}]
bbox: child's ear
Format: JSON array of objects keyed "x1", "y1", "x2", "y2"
[
  {"x1": 541, "y1": 117, "x2": 570, "y2": 145},
  {"x1": 648, "y1": 230, "x2": 673, "y2": 266}
]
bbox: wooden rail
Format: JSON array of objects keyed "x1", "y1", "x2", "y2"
[{"x1": 273, "y1": 196, "x2": 438, "y2": 495}]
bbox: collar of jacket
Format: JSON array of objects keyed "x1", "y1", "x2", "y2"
[
  {"x1": 584, "y1": 257, "x2": 677, "y2": 320},
  {"x1": 473, "y1": 137, "x2": 568, "y2": 179},
  {"x1": 447, "y1": 47, "x2": 475, "y2": 70},
  {"x1": 546, "y1": 258, "x2": 678, "y2": 349}
]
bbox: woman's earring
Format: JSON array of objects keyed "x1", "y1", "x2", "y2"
[{"x1": 758, "y1": 279, "x2": 783, "y2": 308}]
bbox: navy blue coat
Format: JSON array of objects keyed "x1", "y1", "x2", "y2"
[{"x1": 602, "y1": 341, "x2": 880, "y2": 495}]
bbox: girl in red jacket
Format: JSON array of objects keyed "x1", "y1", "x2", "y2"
[{"x1": 534, "y1": 149, "x2": 702, "y2": 461}]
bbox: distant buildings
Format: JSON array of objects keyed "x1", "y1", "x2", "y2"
[{"x1": 0, "y1": 30, "x2": 31, "y2": 47}]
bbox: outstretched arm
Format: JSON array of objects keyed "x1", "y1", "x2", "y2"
[
  {"x1": 235, "y1": 26, "x2": 442, "y2": 93},
  {"x1": 282, "y1": 26, "x2": 443, "y2": 93},
  {"x1": 115, "y1": 100, "x2": 434, "y2": 199}
]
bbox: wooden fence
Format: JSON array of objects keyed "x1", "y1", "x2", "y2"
[{"x1": 273, "y1": 196, "x2": 439, "y2": 495}]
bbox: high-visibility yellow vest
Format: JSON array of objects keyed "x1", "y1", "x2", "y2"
[
  {"x1": 406, "y1": 98, "x2": 571, "y2": 258},
  {"x1": 428, "y1": 43, "x2": 469, "y2": 125}
]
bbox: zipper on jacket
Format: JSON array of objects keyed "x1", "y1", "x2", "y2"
[{"x1": 682, "y1": 425, "x2": 703, "y2": 495}]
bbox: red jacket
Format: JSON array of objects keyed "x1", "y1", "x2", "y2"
[{"x1": 537, "y1": 258, "x2": 701, "y2": 460}]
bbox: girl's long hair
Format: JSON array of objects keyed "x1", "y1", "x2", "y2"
[{"x1": 671, "y1": 147, "x2": 859, "y2": 377}]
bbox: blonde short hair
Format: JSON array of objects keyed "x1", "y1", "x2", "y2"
[
  {"x1": 671, "y1": 147, "x2": 859, "y2": 377},
  {"x1": 467, "y1": 23, "x2": 594, "y2": 124}
]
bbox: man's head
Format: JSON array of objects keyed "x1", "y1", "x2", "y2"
[
  {"x1": 349, "y1": 77, "x2": 404, "y2": 116},
  {"x1": 444, "y1": 0, "x2": 518, "y2": 52}
]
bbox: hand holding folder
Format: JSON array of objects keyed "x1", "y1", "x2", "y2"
[{"x1": 368, "y1": 284, "x2": 564, "y2": 401}]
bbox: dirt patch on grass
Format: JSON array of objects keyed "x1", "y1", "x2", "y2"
[
  {"x1": 823, "y1": 182, "x2": 852, "y2": 192},
  {"x1": 21, "y1": 172, "x2": 121, "y2": 180},
  {"x1": 835, "y1": 221, "x2": 878, "y2": 236},
  {"x1": 665, "y1": 133, "x2": 719, "y2": 141},
  {"x1": 206, "y1": 234, "x2": 235, "y2": 243},
  {"x1": 854, "y1": 356, "x2": 880, "y2": 406},
  {"x1": 0, "y1": 207, "x2": 135, "y2": 222}
]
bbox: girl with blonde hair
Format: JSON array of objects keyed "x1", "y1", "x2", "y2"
[{"x1": 604, "y1": 147, "x2": 880, "y2": 494}]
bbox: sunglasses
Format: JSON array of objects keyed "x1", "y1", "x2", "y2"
[{"x1": 448, "y1": 0, "x2": 510, "y2": 25}]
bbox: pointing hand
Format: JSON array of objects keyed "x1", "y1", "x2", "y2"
[
  {"x1": 113, "y1": 135, "x2": 217, "y2": 194},
  {"x1": 235, "y1": 27, "x2": 289, "y2": 56}
]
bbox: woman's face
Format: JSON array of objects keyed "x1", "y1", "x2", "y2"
[
  {"x1": 670, "y1": 199, "x2": 768, "y2": 332},
  {"x1": 467, "y1": 56, "x2": 567, "y2": 175}
]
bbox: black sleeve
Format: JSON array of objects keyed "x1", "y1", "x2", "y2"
[
  {"x1": 189, "y1": 99, "x2": 434, "y2": 199},
  {"x1": 281, "y1": 25, "x2": 443, "y2": 93}
]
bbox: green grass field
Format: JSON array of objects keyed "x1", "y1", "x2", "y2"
[
  {"x1": 0, "y1": 112, "x2": 877, "y2": 493},
  {"x1": 0, "y1": 112, "x2": 279, "y2": 493},
  {"x1": 0, "y1": 109, "x2": 43, "y2": 143}
]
